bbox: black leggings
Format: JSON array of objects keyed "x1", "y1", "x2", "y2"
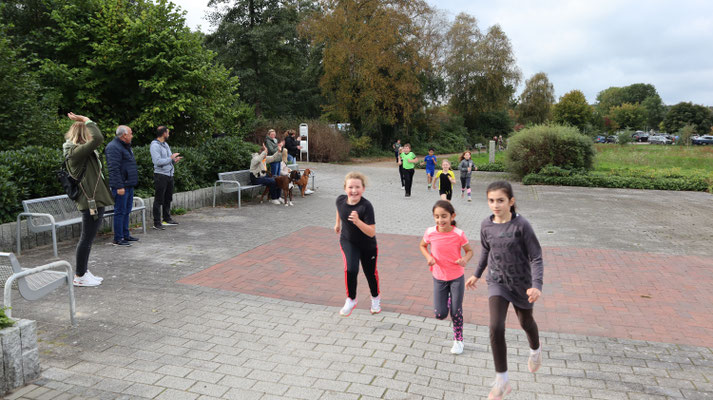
[
  {"x1": 340, "y1": 239, "x2": 379, "y2": 299},
  {"x1": 76, "y1": 207, "x2": 105, "y2": 277},
  {"x1": 489, "y1": 296, "x2": 540, "y2": 372},
  {"x1": 153, "y1": 173, "x2": 174, "y2": 224},
  {"x1": 403, "y1": 168, "x2": 415, "y2": 195}
]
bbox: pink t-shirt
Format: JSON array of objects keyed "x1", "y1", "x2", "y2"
[{"x1": 423, "y1": 226, "x2": 469, "y2": 281}]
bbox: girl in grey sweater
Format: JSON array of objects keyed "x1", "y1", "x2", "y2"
[
  {"x1": 466, "y1": 180, "x2": 543, "y2": 400},
  {"x1": 457, "y1": 151, "x2": 476, "y2": 201}
]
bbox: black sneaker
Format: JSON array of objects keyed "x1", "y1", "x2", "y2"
[
  {"x1": 112, "y1": 240, "x2": 131, "y2": 246},
  {"x1": 152, "y1": 223, "x2": 165, "y2": 230},
  {"x1": 162, "y1": 220, "x2": 179, "y2": 226},
  {"x1": 124, "y1": 236, "x2": 140, "y2": 242}
]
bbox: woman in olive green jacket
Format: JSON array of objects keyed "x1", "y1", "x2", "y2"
[{"x1": 62, "y1": 112, "x2": 113, "y2": 287}]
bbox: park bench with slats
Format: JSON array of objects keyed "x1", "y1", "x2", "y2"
[
  {"x1": 0, "y1": 252, "x2": 76, "y2": 326},
  {"x1": 16, "y1": 194, "x2": 146, "y2": 257}
]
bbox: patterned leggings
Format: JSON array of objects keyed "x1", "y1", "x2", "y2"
[{"x1": 433, "y1": 275, "x2": 464, "y2": 341}]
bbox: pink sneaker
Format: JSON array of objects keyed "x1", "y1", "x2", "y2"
[{"x1": 488, "y1": 380, "x2": 512, "y2": 400}]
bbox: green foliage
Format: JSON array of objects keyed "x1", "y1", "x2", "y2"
[
  {"x1": 663, "y1": 102, "x2": 713, "y2": 135},
  {"x1": 616, "y1": 129, "x2": 634, "y2": 145},
  {"x1": 206, "y1": 0, "x2": 323, "y2": 119},
  {"x1": 552, "y1": 90, "x2": 593, "y2": 133},
  {"x1": 677, "y1": 124, "x2": 697, "y2": 146},
  {"x1": 170, "y1": 207, "x2": 187, "y2": 215},
  {"x1": 473, "y1": 110, "x2": 513, "y2": 139},
  {"x1": 0, "y1": 137, "x2": 257, "y2": 223},
  {"x1": 523, "y1": 167, "x2": 713, "y2": 193},
  {"x1": 1, "y1": 0, "x2": 248, "y2": 147},
  {"x1": 517, "y1": 72, "x2": 554, "y2": 125},
  {"x1": 348, "y1": 135, "x2": 373, "y2": 157},
  {"x1": 0, "y1": 307, "x2": 15, "y2": 329},
  {"x1": 505, "y1": 124, "x2": 595, "y2": 178},
  {"x1": 608, "y1": 103, "x2": 646, "y2": 131},
  {"x1": 0, "y1": 34, "x2": 61, "y2": 150}
]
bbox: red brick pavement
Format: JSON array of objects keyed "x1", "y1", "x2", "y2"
[{"x1": 179, "y1": 226, "x2": 713, "y2": 347}]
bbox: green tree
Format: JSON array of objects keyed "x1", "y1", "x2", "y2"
[
  {"x1": 0, "y1": 32, "x2": 61, "y2": 150},
  {"x1": 607, "y1": 103, "x2": 646, "y2": 130},
  {"x1": 303, "y1": 0, "x2": 432, "y2": 141},
  {"x1": 444, "y1": 14, "x2": 521, "y2": 130},
  {"x1": 641, "y1": 95, "x2": 666, "y2": 130},
  {"x1": 517, "y1": 72, "x2": 554, "y2": 124},
  {"x1": 206, "y1": 0, "x2": 323, "y2": 119},
  {"x1": 595, "y1": 83, "x2": 665, "y2": 130},
  {"x1": 2, "y1": 0, "x2": 245, "y2": 146},
  {"x1": 662, "y1": 102, "x2": 713, "y2": 135},
  {"x1": 552, "y1": 90, "x2": 592, "y2": 133}
]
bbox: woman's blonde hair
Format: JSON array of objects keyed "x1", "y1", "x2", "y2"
[
  {"x1": 64, "y1": 122, "x2": 90, "y2": 145},
  {"x1": 344, "y1": 171, "x2": 368, "y2": 188}
]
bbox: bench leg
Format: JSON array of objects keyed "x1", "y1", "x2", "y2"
[
  {"x1": 212, "y1": 184, "x2": 217, "y2": 207},
  {"x1": 67, "y1": 274, "x2": 76, "y2": 327},
  {"x1": 238, "y1": 190, "x2": 242, "y2": 208},
  {"x1": 51, "y1": 226, "x2": 58, "y2": 258},
  {"x1": 16, "y1": 216, "x2": 22, "y2": 256},
  {"x1": 141, "y1": 208, "x2": 147, "y2": 234}
]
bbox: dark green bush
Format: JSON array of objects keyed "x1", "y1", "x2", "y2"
[
  {"x1": 523, "y1": 167, "x2": 713, "y2": 193},
  {"x1": 505, "y1": 124, "x2": 595, "y2": 178},
  {"x1": 0, "y1": 137, "x2": 257, "y2": 223}
]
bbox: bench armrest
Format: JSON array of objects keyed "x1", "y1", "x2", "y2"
[
  {"x1": 17, "y1": 212, "x2": 56, "y2": 226},
  {"x1": 215, "y1": 179, "x2": 243, "y2": 188},
  {"x1": 132, "y1": 196, "x2": 145, "y2": 207}
]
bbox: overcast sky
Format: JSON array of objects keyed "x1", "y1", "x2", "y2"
[{"x1": 173, "y1": 0, "x2": 712, "y2": 106}]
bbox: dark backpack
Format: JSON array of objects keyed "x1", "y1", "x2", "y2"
[{"x1": 56, "y1": 153, "x2": 87, "y2": 201}]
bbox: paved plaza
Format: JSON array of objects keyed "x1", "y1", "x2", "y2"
[{"x1": 6, "y1": 161, "x2": 713, "y2": 399}]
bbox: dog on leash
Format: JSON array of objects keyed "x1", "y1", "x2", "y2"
[
  {"x1": 294, "y1": 168, "x2": 312, "y2": 197},
  {"x1": 260, "y1": 170, "x2": 301, "y2": 206}
]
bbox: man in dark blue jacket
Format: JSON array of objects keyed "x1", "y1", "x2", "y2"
[{"x1": 105, "y1": 125, "x2": 139, "y2": 246}]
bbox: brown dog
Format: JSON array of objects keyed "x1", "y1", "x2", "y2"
[
  {"x1": 294, "y1": 168, "x2": 312, "y2": 197},
  {"x1": 260, "y1": 170, "x2": 301, "y2": 206}
]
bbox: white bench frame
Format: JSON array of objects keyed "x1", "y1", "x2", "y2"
[
  {"x1": 1, "y1": 252, "x2": 76, "y2": 326},
  {"x1": 16, "y1": 194, "x2": 146, "y2": 257}
]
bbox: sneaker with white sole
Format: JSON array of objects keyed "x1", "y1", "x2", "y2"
[
  {"x1": 339, "y1": 298, "x2": 357, "y2": 316},
  {"x1": 278, "y1": 198, "x2": 285, "y2": 204},
  {"x1": 270, "y1": 199, "x2": 280, "y2": 205},
  {"x1": 450, "y1": 340, "x2": 464, "y2": 354},
  {"x1": 370, "y1": 296, "x2": 381, "y2": 314},
  {"x1": 85, "y1": 270, "x2": 103, "y2": 282},
  {"x1": 528, "y1": 348, "x2": 542, "y2": 373},
  {"x1": 73, "y1": 274, "x2": 101, "y2": 287},
  {"x1": 488, "y1": 379, "x2": 512, "y2": 400},
  {"x1": 304, "y1": 189, "x2": 314, "y2": 195}
]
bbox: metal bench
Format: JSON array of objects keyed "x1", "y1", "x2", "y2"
[
  {"x1": 16, "y1": 194, "x2": 147, "y2": 257},
  {"x1": 212, "y1": 170, "x2": 264, "y2": 208},
  {"x1": 1, "y1": 252, "x2": 76, "y2": 326}
]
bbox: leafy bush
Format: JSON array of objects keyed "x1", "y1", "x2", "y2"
[
  {"x1": 0, "y1": 307, "x2": 15, "y2": 329},
  {"x1": 678, "y1": 124, "x2": 697, "y2": 146},
  {"x1": 523, "y1": 167, "x2": 713, "y2": 193},
  {"x1": 616, "y1": 129, "x2": 634, "y2": 145},
  {"x1": 505, "y1": 124, "x2": 595, "y2": 178},
  {"x1": 0, "y1": 137, "x2": 257, "y2": 223},
  {"x1": 348, "y1": 135, "x2": 373, "y2": 157}
]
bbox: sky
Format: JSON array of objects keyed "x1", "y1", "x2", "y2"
[{"x1": 172, "y1": 0, "x2": 713, "y2": 106}]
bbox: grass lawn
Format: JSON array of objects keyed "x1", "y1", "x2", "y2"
[{"x1": 594, "y1": 144, "x2": 713, "y2": 172}]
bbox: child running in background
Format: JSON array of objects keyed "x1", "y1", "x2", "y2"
[
  {"x1": 466, "y1": 180, "x2": 544, "y2": 400},
  {"x1": 424, "y1": 148, "x2": 437, "y2": 190},
  {"x1": 334, "y1": 172, "x2": 381, "y2": 317},
  {"x1": 399, "y1": 143, "x2": 418, "y2": 197},
  {"x1": 434, "y1": 160, "x2": 456, "y2": 200},
  {"x1": 458, "y1": 151, "x2": 477, "y2": 201},
  {"x1": 420, "y1": 200, "x2": 473, "y2": 354}
]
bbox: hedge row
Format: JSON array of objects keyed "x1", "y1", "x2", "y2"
[
  {"x1": 522, "y1": 165, "x2": 713, "y2": 193},
  {"x1": 0, "y1": 137, "x2": 258, "y2": 223}
]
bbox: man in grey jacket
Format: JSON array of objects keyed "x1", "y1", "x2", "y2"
[{"x1": 150, "y1": 126, "x2": 182, "y2": 230}]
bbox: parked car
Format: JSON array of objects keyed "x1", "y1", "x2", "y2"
[
  {"x1": 594, "y1": 135, "x2": 607, "y2": 143},
  {"x1": 605, "y1": 135, "x2": 618, "y2": 143},
  {"x1": 648, "y1": 135, "x2": 672, "y2": 145},
  {"x1": 632, "y1": 131, "x2": 649, "y2": 142},
  {"x1": 692, "y1": 135, "x2": 713, "y2": 145}
]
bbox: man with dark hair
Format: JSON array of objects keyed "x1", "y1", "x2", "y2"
[
  {"x1": 150, "y1": 125, "x2": 182, "y2": 230},
  {"x1": 105, "y1": 125, "x2": 139, "y2": 246}
]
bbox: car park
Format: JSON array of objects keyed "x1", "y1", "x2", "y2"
[
  {"x1": 692, "y1": 135, "x2": 713, "y2": 145},
  {"x1": 632, "y1": 131, "x2": 649, "y2": 142},
  {"x1": 605, "y1": 135, "x2": 618, "y2": 143}
]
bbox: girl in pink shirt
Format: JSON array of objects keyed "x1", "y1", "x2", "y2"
[{"x1": 419, "y1": 200, "x2": 474, "y2": 354}]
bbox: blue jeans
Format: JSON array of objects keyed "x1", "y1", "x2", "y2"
[
  {"x1": 287, "y1": 154, "x2": 296, "y2": 164},
  {"x1": 112, "y1": 187, "x2": 134, "y2": 242},
  {"x1": 270, "y1": 162, "x2": 280, "y2": 177},
  {"x1": 250, "y1": 174, "x2": 280, "y2": 199}
]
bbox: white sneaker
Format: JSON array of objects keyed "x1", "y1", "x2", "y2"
[
  {"x1": 270, "y1": 199, "x2": 280, "y2": 205},
  {"x1": 370, "y1": 296, "x2": 381, "y2": 314},
  {"x1": 304, "y1": 189, "x2": 314, "y2": 195},
  {"x1": 278, "y1": 198, "x2": 285, "y2": 204},
  {"x1": 73, "y1": 274, "x2": 101, "y2": 287},
  {"x1": 528, "y1": 348, "x2": 542, "y2": 373},
  {"x1": 450, "y1": 340, "x2": 464, "y2": 354},
  {"x1": 85, "y1": 270, "x2": 103, "y2": 282},
  {"x1": 339, "y1": 298, "x2": 357, "y2": 316},
  {"x1": 488, "y1": 379, "x2": 512, "y2": 400}
]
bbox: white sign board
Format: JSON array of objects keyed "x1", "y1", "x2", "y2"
[{"x1": 299, "y1": 123, "x2": 309, "y2": 162}]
